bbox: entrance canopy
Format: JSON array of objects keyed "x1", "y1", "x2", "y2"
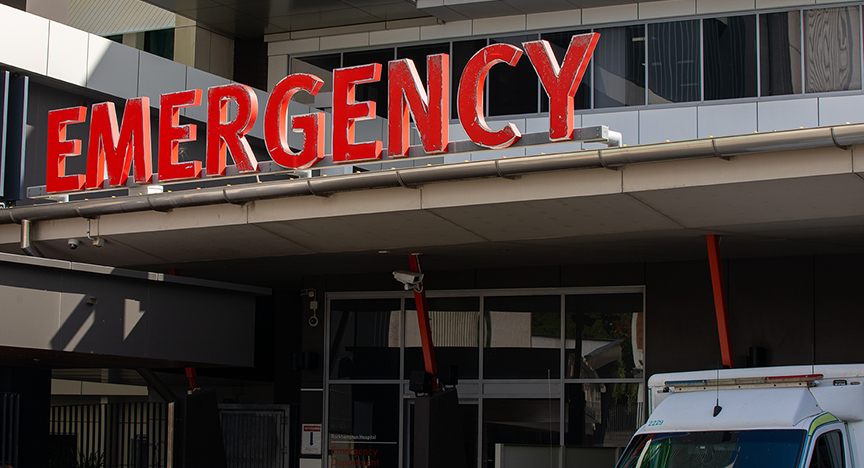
[{"x1": 1, "y1": 130, "x2": 863, "y2": 286}]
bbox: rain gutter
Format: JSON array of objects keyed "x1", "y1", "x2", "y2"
[{"x1": 1, "y1": 124, "x2": 861, "y2": 225}]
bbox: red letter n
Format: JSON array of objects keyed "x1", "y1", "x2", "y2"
[{"x1": 387, "y1": 54, "x2": 449, "y2": 157}]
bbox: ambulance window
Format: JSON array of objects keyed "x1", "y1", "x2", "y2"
[{"x1": 810, "y1": 430, "x2": 845, "y2": 468}]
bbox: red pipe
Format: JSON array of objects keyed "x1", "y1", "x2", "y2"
[
  {"x1": 409, "y1": 254, "x2": 439, "y2": 391},
  {"x1": 706, "y1": 235, "x2": 734, "y2": 368}
]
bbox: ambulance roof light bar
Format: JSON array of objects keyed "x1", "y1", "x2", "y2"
[{"x1": 662, "y1": 374, "x2": 823, "y2": 393}]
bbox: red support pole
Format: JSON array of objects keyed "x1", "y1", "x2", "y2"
[
  {"x1": 706, "y1": 235, "x2": 734, "y2": 368},
  {"x1": 409, "y1": 254, "x2": 439, "y2": 391}
]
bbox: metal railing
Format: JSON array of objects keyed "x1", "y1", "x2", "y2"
[
  {"x1": 49, "y1": 402, "x2": 169, "y2": 468},
  {"x1": 1, "y1": 393, "x2": 19, "y2": 467}
]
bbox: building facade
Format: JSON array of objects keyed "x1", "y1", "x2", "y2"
[{"x1": 1, "y1": 0, "x2": 864, "y2": 467}]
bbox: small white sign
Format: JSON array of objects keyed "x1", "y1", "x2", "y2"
[{"x1": 301, "y1": 424, "x2": 322, "y2": 455}]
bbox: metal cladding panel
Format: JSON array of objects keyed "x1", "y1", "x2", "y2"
[
  {"x1": 0, "y1": 255, "x2": 260, "y2": 367},
  {"x1": 697, "y1": 102, "x2": 758, "y2": 138},
  {"x1": 818, "y1": 94, "x2": 864, "y2": 127},
  {"x1": 639, "y1": 106, "x2": 698, "y2": 145},
  {"x1": 758, "y1": 98, "x2": 819, "y2": 132}
]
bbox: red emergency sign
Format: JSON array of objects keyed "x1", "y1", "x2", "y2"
[{"x1": 45, "y1": 33, "x2": 599, "y2": 194}]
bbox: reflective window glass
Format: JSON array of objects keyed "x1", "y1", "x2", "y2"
[
  {"x1": 483, "y1": 399, "x2": 560, "y2": 468},
  {"x1": 489, "y1": 34, "x2": 540, "y2": 116},
  {"x1": 804, "y1": 7, "x2": 862, "y2": 93},
  {"x1": 343, "y1": 49, "x2": 395, "y2": 118},
  {"x1": 483, "y1": 295, "x2": 560, "y2": 379},
  {"x1": 565, "y1": 383, "x2": 643, "y2": 449},
  {"x1": 453, "y1": 39, "x2": 489, "y2": 119},
  {"x1": 328, "y1": 384, "x2": 399, "y2": 467},
  {"x1": 565, "y1": 294, "x2": 644, "y2": 379},
  {"x1": 404, "y1": 297, "x2": 481, "y2": 379},
  {"x1": 648, "y1": 20, "x2": 701, "y2": 104},
  {"x1": 760, "y1": 12, "x2": 803, "y2": 96},
  {"x1": 540, "y1": 30, "x2": 592, "y2": 112},
  {"x1": 704, "y1": 16, "x2": 758, "y2": 100},
  {"x1": 594, "y1": 25, "x2": 646, "y2": 108},
  {"x1": 329, "y1": 299, "x2": 401, "y2": 380}
]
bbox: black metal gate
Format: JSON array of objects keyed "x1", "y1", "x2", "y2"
[
  {"x1": 219, "y1": 404, "x2": 292, "y2": 468},
  {"x1": 1, "y1": 393, "x2": 19, "y2": 467},
  {"x1": 49, "y1": 402, "x2": 169, "y2": 468}
]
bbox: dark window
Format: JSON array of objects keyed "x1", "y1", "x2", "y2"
[
  {"x1": 489, "y1": 34, "x2": 540, "y2": 116},
  {"x1": 810, "y1": 430, "x2": 845, "y2": 468},
  {"x1": 540, "y1": 30, "x2": 592, "y2": 112},
  {"x1": 704, "y1": 16, "x2": 758, "y2": 100},
  {"x1": 289, "y1": 54, "x2": 340, "y2": 107},
  {"x1": 804, "y1": 7, "x2": 861, "y2": 93},
  {"x1": 483, "y1": 295, "x2": 560, "y2": 379},
  {"x1": 594, "y1": 25, "x2": 646, "y2": 108},
  {"x1": 760, "y1": 12, "x2": 803, "y2": 96},
  {"x1": 144, "y1": 29, "x2": 174, "y2": 60},
  {"x1": 404, "y1": 297, "x2": 480, "y2": 379},
  {"x1": 452, "y1": 39, "x2": 488, "y2": 119},
  {"x1": 343, "y1": 48, "x2": 394, "y2": 118},
  {"x1": 105, "y1": 34, "x2": 122, "y2": 43},
  {"x1": 648, "y1": 20, "x2": 701, "y2": 104},
  {"x1": 329, "y1": 298, "x2": 401, "y2": 379},
  {"x1": 396, "y1": 42, "x2": 450, "y2": 88},
  {"x1": 565, "y1": 293, "x2": 643, "y2": 379}
]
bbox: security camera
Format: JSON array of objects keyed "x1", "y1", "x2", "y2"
[
  {"x1": 68, "y1": 239, "x2": 80, "y2": 250},
  {"x1": 393, "y1": 270, "x2": 424, "y2": 290}
]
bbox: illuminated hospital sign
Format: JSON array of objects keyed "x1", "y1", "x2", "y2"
[{"x1": 45, "y1": 33, "x2": 599, "y2": 194}]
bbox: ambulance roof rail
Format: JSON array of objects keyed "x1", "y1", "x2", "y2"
[{"x1": 663, "y1": 374, "x2": 823, "y2": 393}]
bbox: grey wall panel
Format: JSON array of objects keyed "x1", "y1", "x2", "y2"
[
  {"x1": 0, "y1": 263, "x2": 64, "y2": 348},
  {"x1": 757, "y1": 98, "x2": 819, "y2": 132},
  {"x1": 0, "y1": 4, "x2": 49, "y2": 75},
  {"x1": 818, "y1": 94, "x2": 864, "y2": 126},
  {"x1": 86, "y1": 36, "x2": 140, "y2": 99},
  {"x1": 47, "y1": 22, "x2": 89, "y2": 87},
  {"x1": 0, "y1": 257, "x2": 259, "y2": 366},
  {"x1": 147, "y1": 283, "x2": 256, "y2": 366},
  {"x1": 639, "y1": 106, "x2": 698, "y2": 145},
  {"x1": 697, "y1": 102, "x2": 758, "y2": 138},
  {"x1": 138, "y1": 53, "x2": 188, "y2": 109},
  {"x1": 583, "y1": 110, "x2": 639, "y2": 148}
]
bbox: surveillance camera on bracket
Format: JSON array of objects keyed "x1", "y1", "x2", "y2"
[{"x1": 393, "y1": 270, "x2": 424, "y2": 291}]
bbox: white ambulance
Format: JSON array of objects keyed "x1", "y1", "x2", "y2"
[{"x1": 617, "y1": 365, "x2": 864, "y2": 468}]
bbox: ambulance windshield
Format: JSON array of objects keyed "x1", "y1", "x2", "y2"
[{"x1": 615, "y1": 430, "x2": 806, "y2": 468}]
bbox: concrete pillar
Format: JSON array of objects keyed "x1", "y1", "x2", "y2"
[{"x1": 174, "y1": 16, "x2": 234, "y2": 80}]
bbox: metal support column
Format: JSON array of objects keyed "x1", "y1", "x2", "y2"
[
  {"x1": 409, "y1": 253, "x2": 439, "y2": 390},
  {"x1": 706, "y1": 235, "x2": 734, "y2": 368}
]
